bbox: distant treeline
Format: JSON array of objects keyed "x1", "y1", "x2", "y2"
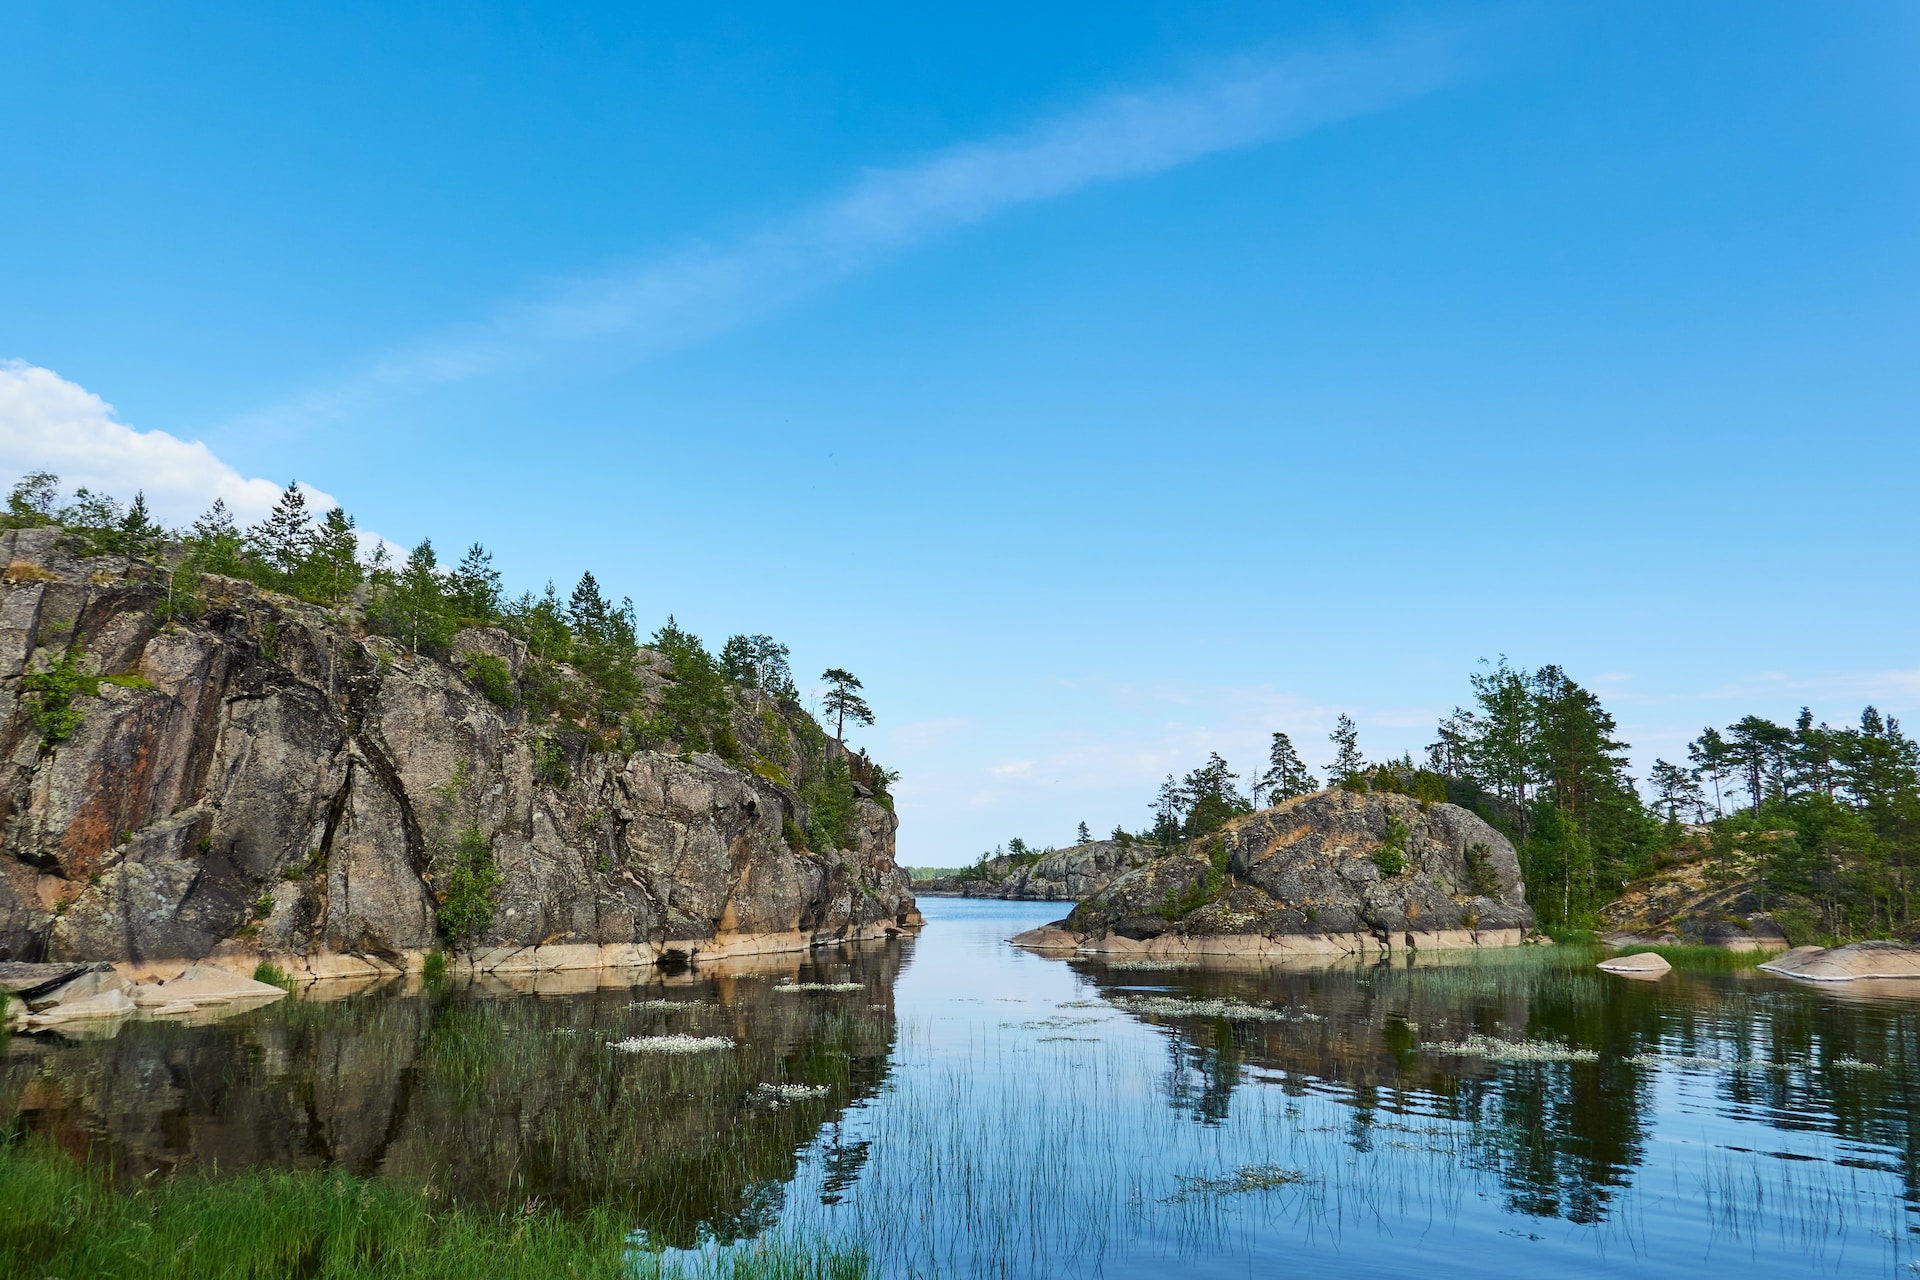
[{"x1": 5, "y1": 471, "x2": 897, "y2": 826}]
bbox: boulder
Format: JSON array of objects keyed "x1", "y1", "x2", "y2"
[
  {"x1": 27, "y1": 966, "x2": 132, "y2": 1010},
  {"x1": 132, "y1": 964, "x2": 288, "y2": 1006},
  {"x1": 1598, "y1": 952, "x2": 1671, "y2": 977},
  {"x1": 21, "y1": 987, "x2": 136, "y2": 1028},
  {"x1": 1759, "y1": 941, "x2": 1920, "y2": 982}
]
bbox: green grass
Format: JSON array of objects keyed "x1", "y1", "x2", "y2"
[
  {"x1": 0, "y1": 1137, "x2": 869, "y2": 1280},
  {"x1": 1604, "y1": 943, "x2": 1775, "y2": 970},
  {"x1": 252, "y1": 961, "x2": 295, "y2": 992}
]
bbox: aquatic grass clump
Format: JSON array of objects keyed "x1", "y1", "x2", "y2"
[
  {"x1": 1102, "y1": 960, "x2": 1186, "y2": 971},
  {"x1": 775, "y1": 982, "x2": 864, "y2": 993},
  {"x1": 1607, "y1": 943, "x2": 1772, "y2": 970},
  {"x1": 750, "y1": 1083, "x2": 831, "y2": 1107},
  {"x1": 0, "y1": 1136, "x2": 636, "y2": 1279},
  {"x1": 629, "y1": 999, "x2": 712, "y2": 1011},
  {"x1": 1160, "y1": 1164, "x2": 1309, "y2": 1203},
  {"x1": 1426, "y1": 1034, "x2": 1598, "y2": 1063},
  {"x1": 1626, "y1": 1052, "x2": 1783, "y2": 1072},
  {"x1": 610, "y1": 1034, "x2": 736, "y2": 1054},
  {"x1": 1109, "y1": 995, "x2": 1319, "y2": 1023}
]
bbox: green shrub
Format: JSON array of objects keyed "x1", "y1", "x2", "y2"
[
  {"x1": 531, "y1": 736, "x2": 570, "y2": 789},
  {"x1": 253, "y1": 893, "x2": 273, "y2": 919},
  {"x1": 1340, "y1": 773, "x2": 1368, "y2": 794},
  {"x1": 782, "y1": 815, "x2": 806, "y2": 853},
  {"x1": 438, "y1": 826, "x2": 501, "y2": 945},
  {"x1": 1465, "y1": 841, "x2": 1501, "y2": 896},
  {"x1": 421, "y1": 949, "x2": 448, "y2": 982},
  {"x1": 21, "y1": 652, "x2": 96, "y2": 747},
  {"x1": 459, "y1": 652, "x2": 518, "y2": 708},
  {"x1": 251, "y1": 962, "x2": 294, "y2": 992},
  {"x1": 806, "y1": 756, "x2": 860, "y2": 853},
  {"x1": 1373, "y1": 815, "x2": 1408, "y2": 877},
  {"x1": 1409, "y1": 770, "x2": 1448, "y2": 808}
]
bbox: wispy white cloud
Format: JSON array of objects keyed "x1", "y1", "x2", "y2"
[{"x1": 246, "y1": 28, "x2": 1459, "y2": 428}]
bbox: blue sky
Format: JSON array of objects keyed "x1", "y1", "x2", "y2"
[{"x1": 4, "y1": 1, "x2": 1917, "y2": 864}]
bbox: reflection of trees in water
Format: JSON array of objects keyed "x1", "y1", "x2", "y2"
[
  {"x1": 1158, "y1": 1017, "x2": 1244, "y2": 1126},
  {"x1": 0, "y1": 945, "x2": 904, "y2": 1248},
  {"x1": 1080, "y1": 952, "x2": 1920, "y2": 1228}
]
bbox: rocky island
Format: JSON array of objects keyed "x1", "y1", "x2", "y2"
[
  {"x1": 1013, "y1": 786, "x2": 1533, "y2": 958},
  {"x1": 916, "y1": 838, "x2": 1153, "y2": 901},
  {"x1": 0, "y1": 520, "x2": 919, "y2": 1000}
]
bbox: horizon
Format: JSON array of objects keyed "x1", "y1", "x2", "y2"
[{"x1": 5, "y1": 1, "x2": 1916, "y2": 864}]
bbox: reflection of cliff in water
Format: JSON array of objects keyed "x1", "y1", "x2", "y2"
[
  {"x1": 1078, "y1": 950, "x2": 1920, "y2": 1226},
  {"x1": 1, "y1": 940, "x2": 908, "y2": 1247}
]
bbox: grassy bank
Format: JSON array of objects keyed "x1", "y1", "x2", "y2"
[
  {"x1": 1605, "y1": 943, "x2": 1776, "y2": 970},
  {"x1": 0, "y1": 1138, "x2": 868, "y2": 1280}
]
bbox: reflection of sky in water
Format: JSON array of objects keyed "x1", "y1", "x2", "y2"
[{"x1": 745, "y1": 898, "x2": 1918, "y2": 1279}]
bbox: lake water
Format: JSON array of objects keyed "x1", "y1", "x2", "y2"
[{"x1": 6, "y1": 896, "x2": 1919, "y2": 1277}]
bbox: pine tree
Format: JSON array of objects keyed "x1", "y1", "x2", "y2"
[
  {"x1": 568, "y1": 571, "x2": 611, "y2": 644},
  {"x1": 248, "y1": 481, "x2": 314, "y2": 578},
  {"x1": 447, "y1": 543, "x2": 502, "y2": 621},
  {"x1": 1688, "y1": 728, "x2": 1734, "y2": 818},
  {"x1": 820, "y1": 668, "x2": 873, "y2": 745},
  {"x1": 297, "y1": 507, "x2": 361, "y2": 604},
  {"x1": 384, "y1": 538, "x2": 450, "y2": 659},
  {"x1": 1077, "y1": 821, "x2": 1092, "y2": 844},
  {"x1": 116, "y1": 490, "x2": 162, "y2": 554},
  {"x1": 1648, "y1": 759, "x2": 1703, "y2": 824},
  {"x1": 1328, "y1": 714, "x2": 1365, "y2": 784},
  {"x1": 1258, "y1": 731, "x2": 1319, "y2": 804}
]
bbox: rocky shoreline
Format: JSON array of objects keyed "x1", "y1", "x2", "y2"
[{"x1": 916, "y1": 839, "x2": 1152, "y2": 901}]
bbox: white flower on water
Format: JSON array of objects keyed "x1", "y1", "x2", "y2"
[{"x1": 609, "y1": 1034, "x2": 735, "y2": 1054}]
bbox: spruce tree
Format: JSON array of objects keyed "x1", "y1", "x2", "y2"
[
  {"x1": 448, "y1": 543, "x2": 503, "y2": 621},
  {"x1": 249, "y1": 481, "x2": 313, "y2": 579},
  {"x1": 1328, "y1": 714, "x2": 1366, "y2": 784}
]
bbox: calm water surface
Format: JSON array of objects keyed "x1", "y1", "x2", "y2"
[{"x1": 7, "y1": 897, "x2": 1919, "y2": 1278}]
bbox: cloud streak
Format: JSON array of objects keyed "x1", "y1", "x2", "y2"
[{"x1": 251, "y1": 28, "x2": 1459, "y2": 427}]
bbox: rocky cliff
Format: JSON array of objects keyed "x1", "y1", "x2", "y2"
[
  {"x1": 918, "y1": 839, "x2": 1151, "y2": 901},
  {"x1": 1016, "y1": 788, "x2": 1534, "y2": 958},
  {"x1": 0, "y1": 525, "x2": 918, "y2": 977}
]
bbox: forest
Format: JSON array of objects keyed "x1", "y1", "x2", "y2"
[{"x1": 3, "y1": 472, "x2": 897, "y2": 845}]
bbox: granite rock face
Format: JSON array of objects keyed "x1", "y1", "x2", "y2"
[
  {"x1": 0, "y1": 526, "x2": 917, "y2": 969},
  {"x1": 1048, "y1": 788, "x2": 1533, "y2": 956},
  {"x1": 918, "y1": 840, "x2": 1153, "y2": 901}
]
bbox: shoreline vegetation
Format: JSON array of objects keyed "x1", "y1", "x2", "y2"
[{"x1": 0, "y1": 1136, "x2": 870, "y2": 1280}]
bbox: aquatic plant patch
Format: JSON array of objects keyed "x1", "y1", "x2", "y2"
[
  {"x1": 627, "y1": 999, "x2": 713, "y2": 1011},
  {"x1": 1102, "y1": 960, "x2": 1186, "y2": 971},
  {"x1": 750, "y1": 1083, "x2": 832, "y2": 1108},
  {"x1": 1109, "y1": 995, "x2": 1320, "y2": 1023},
  {"x1": 1161, "y1": 1164, "x2": 1310, "y2": 1203},
  {"x1": 775, "y1": 982, "x2": 864, "y2": 993},
  {"x1": 609, "y1": 1034, "x2": 736, "y2": 1054},
  {"x1": 1426, "y1": 1034, "x2": 1598, "y2": 1063}
]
